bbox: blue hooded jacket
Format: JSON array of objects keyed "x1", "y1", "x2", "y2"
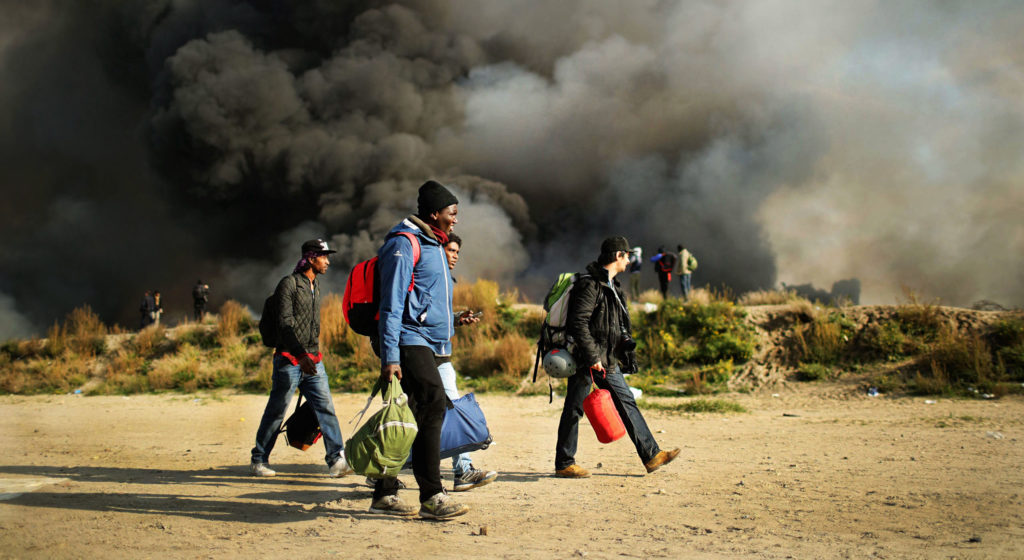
[{"x1": 377, "y1": 216, "x2": 455, "y2": 365}]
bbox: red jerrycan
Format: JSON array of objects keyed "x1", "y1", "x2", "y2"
[{"x1": 582, "y1": 368, "x2": 626, "y2": 443}]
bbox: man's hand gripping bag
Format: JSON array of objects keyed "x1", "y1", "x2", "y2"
[
  {"x1": 582, "y1": 368, "x2": 626, "y2": 444},
  {"x1": 344, "y1": 379, "x2": 418, "y2": 478}
]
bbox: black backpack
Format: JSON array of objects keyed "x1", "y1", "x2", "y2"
[{"x1": 258, "y1": 276, "x2": 297, "y2": 348}]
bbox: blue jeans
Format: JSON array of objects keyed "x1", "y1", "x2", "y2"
[
  {"x1": 555, "y1": 366, "x2": 660, "y2": 470},
  {"x1": 437, "y1": 361, "x2": 473, "y2": 477},
  {"x1": 251, "y1": 355, "x2": 343, "y2": 466},
  {"x1": 680, "y1": 273, "x2": 692, "y2": 299}
]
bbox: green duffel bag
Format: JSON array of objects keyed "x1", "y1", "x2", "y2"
[{"x1": 345, "y1": 378, "x2": 418, "y2": 479}]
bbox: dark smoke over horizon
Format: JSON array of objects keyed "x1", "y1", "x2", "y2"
[{"x1": 2, "y1": 0, "x2": 1023, "y2": 338}]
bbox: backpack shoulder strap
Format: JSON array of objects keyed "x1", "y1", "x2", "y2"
[
  {"x1": 393, "y1": 231, "x2": 421, "y2": 265},
  {"x1": 388, "y1": 231, "x2": 422, "y2": 292}
]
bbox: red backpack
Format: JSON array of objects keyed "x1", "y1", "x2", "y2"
[{"x1": 343, "y1": 232, "x2": 421, "y2": 336}]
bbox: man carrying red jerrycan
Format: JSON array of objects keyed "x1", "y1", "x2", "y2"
[{"x1": 555, "y1": 236, "x2": 680, "y2": 478}]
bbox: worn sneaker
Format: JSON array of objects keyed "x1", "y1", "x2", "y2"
[
  {"x1": 419, "y1": 492, "x2": 469, "y2": 520},
  {"x1": 644, "y1": 448, "x2": 681, "y2": 473},
  {"x1": 328, "y1": 456, "x2": 353, "y2": 478},
  {"x1": 453, "y1": 468, "x2": 498, "y2": 492},
  {"x1": 368, "y1": 495, "x2": 418, "y2": 517},
  {"x1": 365, "y1": 477, "x2": 407, "y2": 489},
  {"x1": 249, "y1": 462, "x2": 276, "y2": 477},
  {"x1": 555, "y1": 464, "x2": 590, "y2": 478}
]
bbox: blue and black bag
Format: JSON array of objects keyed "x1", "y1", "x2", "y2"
[{"x1": 439, "y1": 393, "x2": 493, "y2": 459}]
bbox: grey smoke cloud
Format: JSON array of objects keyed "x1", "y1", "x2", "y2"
[
  {"x1": 435, "y1": 0, "x2": 1024, "y2": 304},
  {"x1": 1, "y1": 0, "x2": 1022, "y2": 338}
]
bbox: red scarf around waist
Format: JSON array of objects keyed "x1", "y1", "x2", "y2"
[{"x1": 277, "y1": 351, "x2": 323, "y2": 366}]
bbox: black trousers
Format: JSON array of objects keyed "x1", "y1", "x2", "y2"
[
  {"x1": 655, "y1": 272, "x2": 671, "y2": 300},
  {"x1": 555, "y1": 366, "x2": 660, "y2": 470},
  {"x1": 373, "y1": 345, "x2": 447, "y2": 503}
]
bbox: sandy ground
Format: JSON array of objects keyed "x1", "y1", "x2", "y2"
[{"x1": 1, "y1": 385, "x2": 1022, "y2": 559}]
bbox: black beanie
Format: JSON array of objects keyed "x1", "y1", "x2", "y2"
[{"x1": 417, "y1": 180, "x2": 459, "y2": 217}]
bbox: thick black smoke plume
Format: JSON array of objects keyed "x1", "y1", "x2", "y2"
[{"x1": 2, "y1": 0, "x2": 1022, "y2": 337}]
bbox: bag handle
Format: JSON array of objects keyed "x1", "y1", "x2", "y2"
[
  {"x1": 348, "y1": 377, "x2": 403, "y2": 426},
  {"x1": 278, "y1": 392, "x2": 303, "y2": 433}
]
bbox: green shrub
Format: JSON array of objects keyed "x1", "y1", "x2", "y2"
[
  {"x1": 926, "y1": 332, "x2": 997, "y2": 387},
  {"x1": 998, "y1": 343, "x2": 1024, "y2": 381},
  {"x1": 860, "y1": 320, "x2": 907, "y2": 360},
  {"x1": 634, "y1": 299, "x2": 756, "y2": 370},
  {"x1": 796, "y1": 362, "x2": 831, "y2": 381},
  {"x1": 894, "y1": 303, "x2": 947, "y2": 340},
  {"x1": 175, "y1": 325, "x2": 218, "y2": 349}
]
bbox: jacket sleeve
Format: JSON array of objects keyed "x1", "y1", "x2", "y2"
[
  {"x1": 567, "y1": 278, "x2": 601, "y2": 367},
  {"x1": 377, "y1": 235, "x2": 415, "y2": 365},
  {"x1": 277, "y1": 275, "x2": 306, "y2": 356}
]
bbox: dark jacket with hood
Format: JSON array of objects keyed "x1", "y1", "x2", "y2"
[{"x1": 567, "y1": 261, "x2": 633, "y2": 371}]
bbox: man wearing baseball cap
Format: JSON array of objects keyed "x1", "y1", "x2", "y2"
[
  {"x1": 250, "y1": 238, "x2": 352, "y2": 478},
  {"x1": 554, "y1": 236, "x2": 680, "y2": 478}
]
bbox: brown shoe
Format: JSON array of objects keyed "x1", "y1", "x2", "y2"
[
  {"x1": 555, "y1": 464, "x2": 591, "y2": 478},
  {"x1": 644, "y1": 448, "x2": 681, "y2": 473}
]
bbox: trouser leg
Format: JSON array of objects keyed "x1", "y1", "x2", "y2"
[
  {"x1": 554, "y1": 369, "x2": 594, "y2": 470},
  {"x1": 251, "y1": 356, "x2": 300, "y2": 463},
  {"x1": 297, "y1": 361, "x2": 343, "y2": 465},
  {"x1": 380, "y1": 345, "x2": 445, "y2": 502},
  {"x1": 594, "y1": 368, "x2": 660, "y2": 464}
]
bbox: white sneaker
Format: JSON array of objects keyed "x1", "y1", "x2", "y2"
[
  {"x1": 250, "y1": 463, "x2": 276, "y2": 477},
  {"x1": 329, "y1": 456, "x2": 353, "y2": 478}
]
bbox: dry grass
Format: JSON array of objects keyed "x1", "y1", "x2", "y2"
[
  {"x1": 739, "y1": 289, "x2": 804, "y2": 306},
  {"x1": 131, "y1": 324, "x2": 178, "y2": 359},
  {"x1": 637, "y1": 289, "x2": 664, "y2": 305},
  {"x1": 320, "y1": 294, "x2": 378, "y2": 370},
  {"x1": 0, "y1": 356, "x2": 91, "y2": 394},
  {"x1": 455, "y1": 329, "x2": 533, "y2": 377},
  {"x1": 453, "y1": 278, "x2": 504, "y2": 317},
  {"x1": 793, "y1": 319, "x2": 845, "y2": 365},
  {"x1": 216, "y1": 300, "x2": 254, "y2": 343}
]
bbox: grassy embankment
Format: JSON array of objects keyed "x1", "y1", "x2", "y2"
[{"x1": 2, "y1": 281, "x2": 1022, "y2": 403}]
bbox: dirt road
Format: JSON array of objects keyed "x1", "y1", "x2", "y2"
[{"x1": 1, "y1": 386, "x2": 1022, "y2": 559}]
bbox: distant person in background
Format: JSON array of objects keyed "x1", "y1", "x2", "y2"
[
  {"x1": 650, "y1": 246, "x2": 677, "y2": 299},
  {"x1": 152, "y1": 291, "x2": 164, "y2": 325},
  {"x1": 192, "y1": 280, "x2": 210, "y2": 321},
  {"x1": 139, "y1": 290, "x2": 155, "y2": 329},
  {"x1": 627, "y1": 246, "x2": 643, "y2": 300},
  {"x1": 675, "y1": 245, "x2": 698, "y2": 301},
  {"x1": 441, "y1": 232, "x2": 497, "y2": 492}
]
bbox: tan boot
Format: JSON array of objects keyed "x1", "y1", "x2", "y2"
[
  {"x1": 555, "y1": 464, "x2": 591, "y2": 478},
  {"x1": 644, "y1": 448, "x2": 681, "y2": 473}
]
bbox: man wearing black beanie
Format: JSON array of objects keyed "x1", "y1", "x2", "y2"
[{"x1": 370, "y1": 179, "x2": 475, "y2": 519}]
